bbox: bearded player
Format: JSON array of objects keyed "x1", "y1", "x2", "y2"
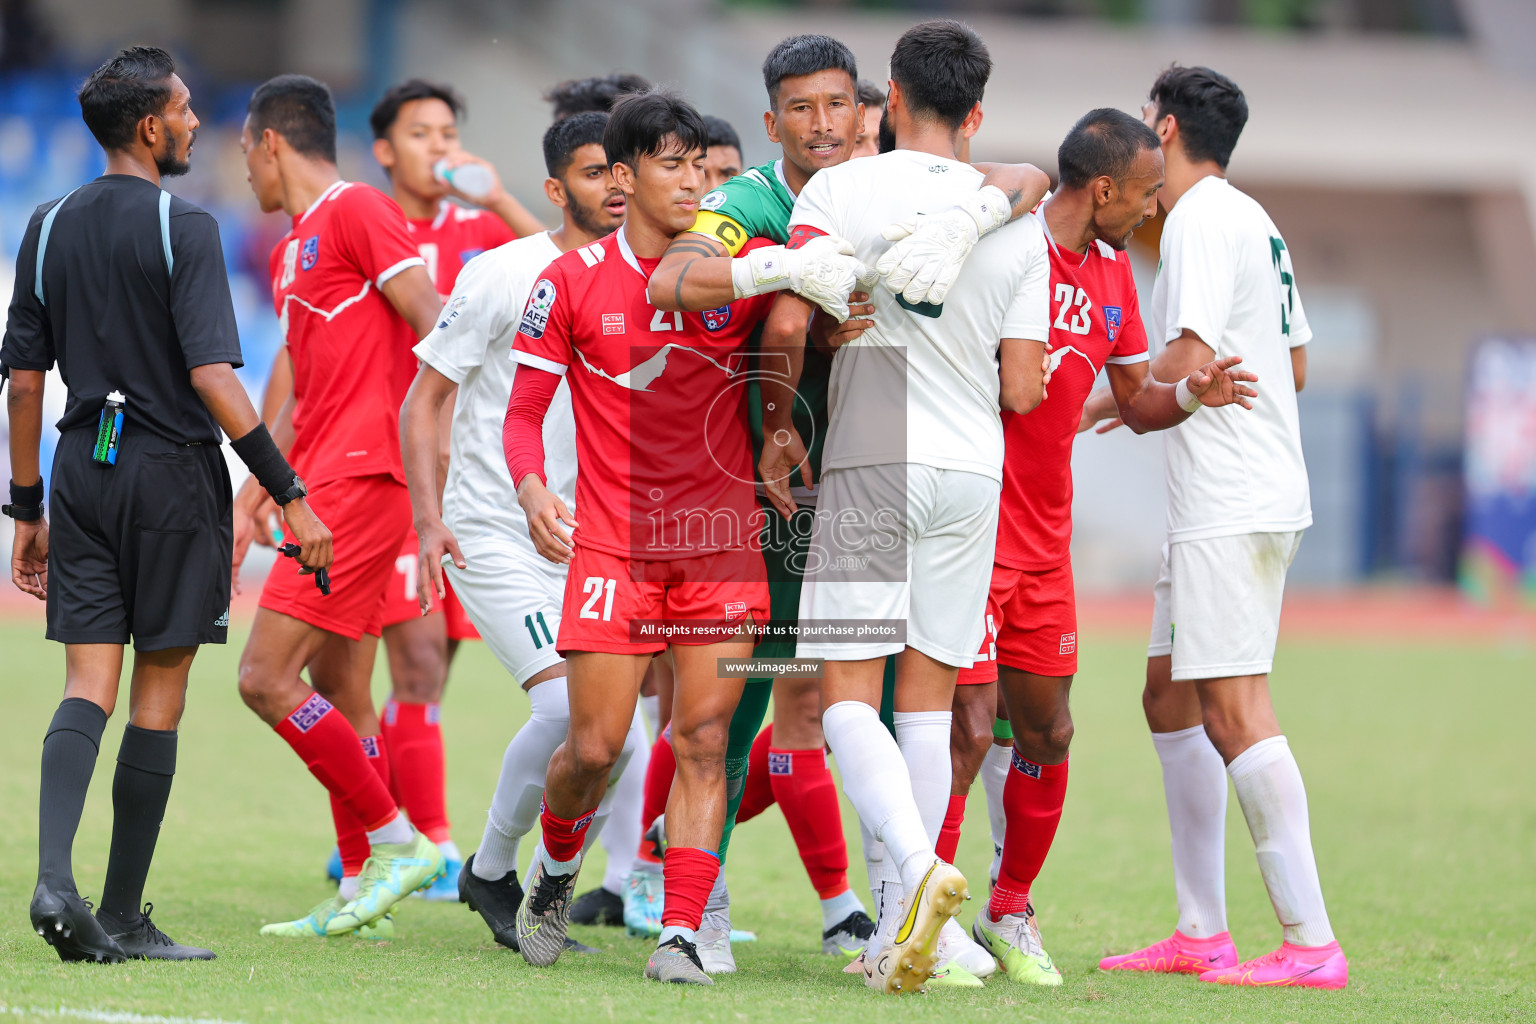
[
  {"x1": 1093, "y1": 65, "x2": 1347, "y2": 990},
  {"x1": 232, "y1": 74, "x2": 446, "y2": 937},
  {"x1": 644, "y1": 32, "x2": 1048, "y2": 977},
  {"x1": 398, "y1": 111, "x2": 641, "y2": 951},
  {"x1": 926, "y1": 108, "x2": 1259, "y2": 985}
]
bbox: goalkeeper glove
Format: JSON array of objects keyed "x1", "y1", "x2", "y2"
[
  {"x1": 876, "y1": 184, "x2": 1012, "y2": 305},
  {"x1": 730, "y1": 234, "x2": 874, "y2": 322}
]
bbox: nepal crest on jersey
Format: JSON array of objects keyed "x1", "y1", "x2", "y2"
[
  {"x1": 1104, "y1": 305, "x2": 1122, "y2": 341},
  {"x1": 701, "y1": 305, "x2": 732, "y2": 332},
  {"x1": 300, "y1": 235, "x2": 320, "y2": 271}
]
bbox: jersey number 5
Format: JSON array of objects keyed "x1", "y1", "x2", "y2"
[
  {"x1": 580, "y1": 576, "x2": 617, "y2": 620},
  {"x1": 1053, "y1": 283, "x2": 1092, "y2": 335}
]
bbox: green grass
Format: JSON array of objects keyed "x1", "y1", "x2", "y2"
[{"x1": 0, "y1": 619, "x2": 1532, "y2": 1022}]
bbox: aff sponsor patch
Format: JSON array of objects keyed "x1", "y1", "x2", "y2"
[
  {"x1": 288, "y1": 693, "x2": 333, "y2": 733},
  {"x1": 768, "y1": 751, "x2": 793, "y2": 776},
  {"x1": 1104, "y1": 306, "x2": 1122, "y2": 342},
  {"x1": 700, "y1": 189, "x2": 727, "y2": 212},
  {"x1": 602, "y1": 313, "x2": 625, "y2": 335},
  {"x1": 701, "y1": 305, "x2": 732, "y2": 332},
  {"x1": 301, "y1": 234, "x2": 320, "y2": 271},
  {"x1": 437, "y1": 293, "x2": 468, "y2": 330},
  {"x1": 519, "y1": 278, "x2": 556, "y2": 339},
  {"x1": 1011, "y1": 748, "x2": 1043, "y2": 780},
  {"x1": 1059, "y1": 631, "x2": 1077, "y2": 655}
]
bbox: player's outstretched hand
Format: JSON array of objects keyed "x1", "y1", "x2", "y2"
[
  {"x1": 416, "y1": 517, "x2": 466, "y2": 615},
  {"x1": 282, "y1": 498, "x2": 334, "y2": 573},
  {"x1": 518, "y1": 476, "x2": 577, "y2": 565},
  {"x1": 1186, "y1": 355, "x2": 1259, "y2": 410},
  {"x1": 11, "y1": 518, "x2": 49, "y2": 600},
  {"x1": 810, "y1": 291, "x2": 874, "y2": 352},
  {"x1": 759, "y1": 425, "x2": 812, "y2": 521},
  {"x1": 786, "y1": 235, "x2": 875, "y2": 323}
]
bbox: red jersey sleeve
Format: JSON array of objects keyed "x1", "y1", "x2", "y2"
[
  {"x1": 1106, "y1": 254, "x2": 1150, "y2": 364},
  {"x1": 333, "y1": 185, "x2": 427, "y2": 288},
  {"x1": 511, "y1": 260, "x2": 574, "y2": 374}
]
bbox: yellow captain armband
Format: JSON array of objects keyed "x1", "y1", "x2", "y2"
[{"x1": 688, "y1": 211, "x2": 750, "y2": 256}]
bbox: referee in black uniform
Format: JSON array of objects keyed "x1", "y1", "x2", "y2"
[{"x1": 3, "y1": 46, "x2": 332, "y2": 963}]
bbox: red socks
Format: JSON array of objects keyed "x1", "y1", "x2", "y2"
[
  {"x1": 737, "y1": 725, "x2": 776, "y2": 824},
  {"x1": 381, "y1": 699, "x2": 450, "y2": 843},
  {"x1": 274, "y1": 693, "x2": 398, "y2": 840},
  {"x1": 662, "y1": 847, "x2": 720, "y2": 929},
  {"x1": 989, "y1": 752, "x2": 1068, "y2": 919},
  {"x1": 636, "y1": 726, "x2": 675, "y2": 865},
  {"x1": 332, "y1": 733, "x2": 392, "y2": 876},
  {"x1": 936, "y1": 793, "x2": 967, "y2": 864},
  {"x1": 769, "y1": 743, "x2": 851, "y2": 901},
  {"x1": 539, "y1": 802, "x2": 596, "y2": 864}
]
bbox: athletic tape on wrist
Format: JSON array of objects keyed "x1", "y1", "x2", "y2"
[
  {"x1": 1174, "y1": 378, "x2": 1203, "y2": 414},
  {"x1": 230, "y1": 424, "x2": 297, "y2": 498}
]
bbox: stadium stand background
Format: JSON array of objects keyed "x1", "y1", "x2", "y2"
[{"x1": 3, "y1": 0, "x2": 1534, "y2": 596}]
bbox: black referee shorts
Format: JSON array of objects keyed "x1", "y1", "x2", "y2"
[{"x1": 46, "y1": 428, "x2": 233, "y2": 651}]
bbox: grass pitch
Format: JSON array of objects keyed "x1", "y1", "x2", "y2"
[{"x1": 0, "y1": 616, "x2": 1531, "y2": 1023}]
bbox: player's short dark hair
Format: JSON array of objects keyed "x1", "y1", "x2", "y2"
[
  {"x1": 77, "y1": 46, "x2": 177, "y2": 151},
  {"x1": 702, "y1": 115, "x2": 741, "y2": 154},
  {"x1": 369, "y1": 78, "x2": 463, "y2": 140},
  {"x1": 545, "y1": 73, "x2": 651, "y2": 120},
  {"x1": 856, "y1": 78, "x2": 886, "y2": 110},
  {"x1": 1057, "y1": 108, "x2": 1162, "y2": 190},
  {"x1": 604, "y1": 90, "x2": 708, "y2": 170},
  {"x1": 544, "y1": 111, "x2": 608, "y2": 178},
  {"x1": 761, "y1": 34, "x2": 858, "y2": 109},
  {"x1": 889, "y1": 20, "x2": 990, "y2": 130},
  {"x1": 248, "y1": 74, "x2": 337, "y2": 162},
  {"x1": 1148, "y1": 64, "x2": 1248, "y2": 169}
]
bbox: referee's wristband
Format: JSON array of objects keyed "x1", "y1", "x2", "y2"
[
  {"x1": 230, "y1": 424, "x2": 298, "y2": 500},
  {"x1": 1174, "y1": 378, "x2": 1203, "y2": 414},
  {"x1": 4, "y1": 479, "x2": 44, "y2": 520}
]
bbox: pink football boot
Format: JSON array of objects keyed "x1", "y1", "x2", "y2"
[
  {"x1": 1199, "y1": 940, "x2": 1348, "y2": 989},
  {"x1": 1099, "y1": 930, "x2": 1239, "y2": 974}
]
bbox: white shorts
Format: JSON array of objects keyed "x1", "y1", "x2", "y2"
[
  {"x1": 445, "y1": 535, "x2": 567, "y2": 685},
  {"x1": 1148, "y1": 530, "x2": 1304, "y2": 681},
  {"x1": 797, "y1": 463, "x2": 999, "y2": 667}
]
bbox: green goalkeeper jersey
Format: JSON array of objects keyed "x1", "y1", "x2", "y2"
[{"x1": 688, "y1": 160, "x2": 831, "y2": 506}]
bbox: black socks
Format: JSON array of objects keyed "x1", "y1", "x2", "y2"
[
  {"x1": 99, "y1": 724, "x2": 178, "y2": 924},
  {"x1": 37, "y1": 698, "x2": 109, "y2": 890}
]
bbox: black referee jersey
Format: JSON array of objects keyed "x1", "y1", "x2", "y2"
[{"x1": 2, "y1": 174, "x2": 246, "y2": 649}]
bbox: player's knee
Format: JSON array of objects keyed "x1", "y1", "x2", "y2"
[
  {"x1": 567, "y1": 730, "x2": 623, "y2": 781},
  {"x1": 1042, "y1": 715, "x2": 1075, "y2": 756},
  {"x1": 671, "y1": 716, "x2": 729, "y2": 764},
  {"x1": 236, "y1": 658, "x2": 272, "y2": 711}
]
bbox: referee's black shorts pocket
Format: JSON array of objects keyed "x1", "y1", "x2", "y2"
[{"x1": 133, "y1": 449, "x2": 204, "y2": 533}]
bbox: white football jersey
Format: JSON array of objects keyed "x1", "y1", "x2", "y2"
[
  {"x1": 1149, "y1": 175, "x2": 1312, "y2": 542},
  {"x1": 789, "y1": 150, "x2": 1051, "y2": 483},
  {"x1": 413, "y1": 231, "x2": 578, "y2": 550}
]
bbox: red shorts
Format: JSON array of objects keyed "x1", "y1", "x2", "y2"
[
  {"x1": 956, "y1": 560, "x2": 1078, "y2": 684},
  {"x1": 555, "y1": 545, "x2": 770, "y2": 656},
  {"x1": 375, "y1": 535, "x2": 482, "y2": 640},
  {"x1": 260, "y1": 474, "x2": 413, "y2": 641}
]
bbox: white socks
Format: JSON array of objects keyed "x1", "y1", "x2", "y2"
[
  {"x1": 893, "y1": 709, "x2": 953, "y2": 849},
  {"x1": 980, "y1": 740, "x2": 1010, "y2": 882},
  {"x1": 366, "y1": 812, "x2": 413, "y2": 847},
  {"x1": 822, "y1": 700, "x2": 935, "y2": 895},
  {"x1": 820, "y1": 887, "x2": 866, "y2": 931},
  {"x1": 600, "y1": 710, "x2": 649, "y2": 894},
  {"x1": 639, "y1": 693, "x2": 660, "y2": 739},
  {"x1": 1152, "y1": 725, "x2": 1230, "y2": 938},
  {"x1": 1228, "y1": 735, "x2": 1335, "y2": 947},
  {"x1": 858, "y1": 815, "x2": 885, "y2": 909},
  {"x1": 473, "y1": 677, "x2": 571, "y2": 881}
]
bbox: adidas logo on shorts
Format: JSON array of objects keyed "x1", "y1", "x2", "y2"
[{"x1": 214, "y1": 608, "x2": 229, "y2": 628}]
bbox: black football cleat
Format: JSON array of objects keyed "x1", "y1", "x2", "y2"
[
  {"x1": 30, "y1": 882, "x2": 126, "y2": 964},
  {"x1": 459, "y1": 852, "x2": 524, "y2": 950},
  {"x1": 569, "y1": 886, "x2": 625, "y2": 927},
  {"x1": 99, "y1": 903, "x2": 215, "y2": 960}
]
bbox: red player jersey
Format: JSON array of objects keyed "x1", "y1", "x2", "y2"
[
  {"x1": 512, "y1": 227, "x2": 774, "y2": 563},
  {"x1": 994, "y1": 229, "x2": 1150, "y2": 571},
  {"x1": 407, "y1": 200, "x2": 516, "y2": 301},
  {"x1": 269, "y1": 180, "x2": 426, "y2": 487}
]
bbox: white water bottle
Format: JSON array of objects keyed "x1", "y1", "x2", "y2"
[{"x1": 434, "y1": 159, "x2": 495, "y2": 200}]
